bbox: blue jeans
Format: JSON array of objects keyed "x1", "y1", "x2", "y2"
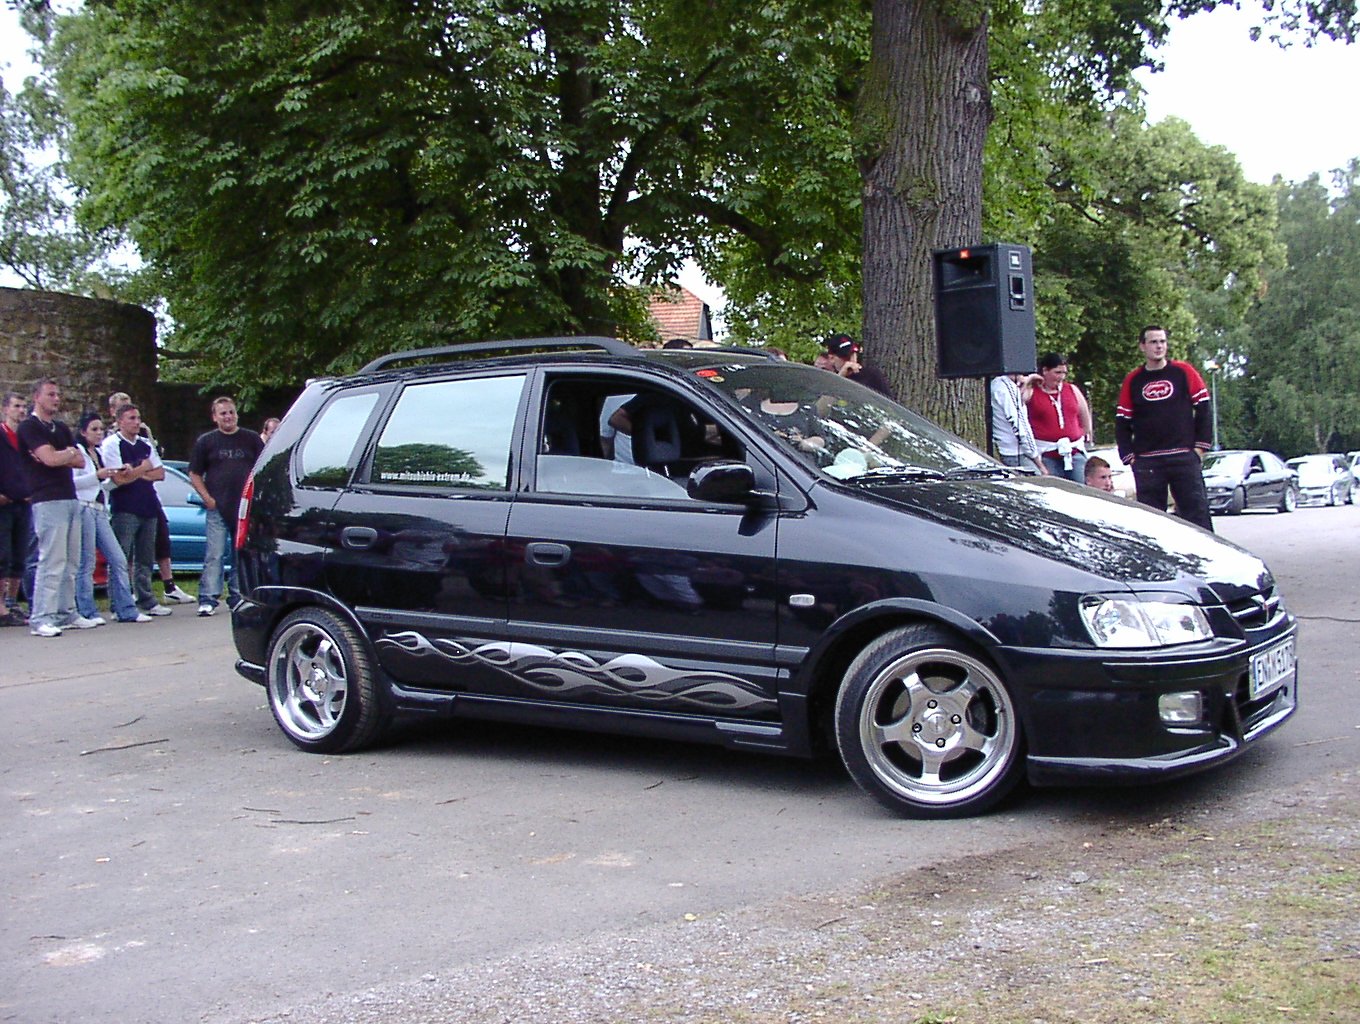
[
  {"x1": 112, "y1": 512, "x2": 159, "y2": 611},
  {"x1": 77, "y1": 505, "x2": 139, "y2": 621},
  {"x1": 200, "y1": 508, "x2": 237, "y2": 609},
  {"x1": 31, "y1": 499, "x2": 81, "y2": 628},
  {"x1": 1041, "y1": 450, "x2": 1088, "y2": 483}
]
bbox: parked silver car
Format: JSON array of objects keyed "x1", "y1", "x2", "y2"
[{"x1": 1286, "y1": 454, "x2": 1354, "y2": 507}]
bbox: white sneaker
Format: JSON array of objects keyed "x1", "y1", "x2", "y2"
[
  {"x1": 197, "y1": 603, "x2": 218, "y2": 617},
  {"x1": 145, "y1": 604, "x2": 173, "y2": 617},
  {"x1": 31, "y1": 623, "x2": 62, "y2": 638},
  {"x1": 163, "y1": 585, "x2": 196, "y2": 604},
  {"x1": 125, "y1": 613, "x2": 154, "y2": 623},
  {"x1": 70, "y1": 615, "x2": 105, "y2": 629}
]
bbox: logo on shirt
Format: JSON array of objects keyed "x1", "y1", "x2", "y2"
[{"x1": 1141, "y1": 379, "x2": 1174, "y2": 402}]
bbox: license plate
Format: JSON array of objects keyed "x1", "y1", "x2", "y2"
[{"x1": 1250, "y1": 638, "x2": 1295, "y2": 699}]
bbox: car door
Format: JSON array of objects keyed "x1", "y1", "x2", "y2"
[
  {"x1": 324, "y1": 372, "x2": 528, "y2": 692},
  {"x1": 501, "y1": 371, "x2": 783, "y2": 721}
]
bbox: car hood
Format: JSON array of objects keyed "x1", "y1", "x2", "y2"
[{"x1": 851, "y1": 475, "x2": 1273, "y2": 601}]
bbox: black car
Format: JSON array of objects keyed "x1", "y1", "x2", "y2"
[
  {"x1": 1201, "y1": 449, "x2": 1299, "y2": 515},
  {"x1": 231, "y1": 338, "x2": 1298, "y2": 818}
]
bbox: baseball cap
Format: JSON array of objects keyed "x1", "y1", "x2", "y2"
[{"x1": 823, "y1": 333, "x2": 858, "y2": 358}]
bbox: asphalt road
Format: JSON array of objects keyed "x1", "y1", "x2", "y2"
[{"x1": 3, "y1": 503, "x2": 1357, "y2": 1024}]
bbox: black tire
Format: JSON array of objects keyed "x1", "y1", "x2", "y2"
[
  {"x1": 1227, "y1": 486, "x2": 1246, "y2": 515},
  {"x1": 265, "y1": 607, "x2": 387, "y2": 753},
  {"x1": 834, "y1": 624, "x2": 1025, "y2": 819},
  {"x1": 1278, "y1": 486, "x2": 1297, "y2": 513}
]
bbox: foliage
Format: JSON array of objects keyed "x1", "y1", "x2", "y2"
[
  {"x1": 50, "y1": 0, "x2": 869, "y2": 387},
  {"x1": 1240, "y1": 164, "x2": 1360, "y2": 456},
  {"x1": 1017, "y1": 110, "x2": 1283, "y2": 442}
]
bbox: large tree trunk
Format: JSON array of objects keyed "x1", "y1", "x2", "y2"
[{"x1": 859, "y1": 0, "x2": 991, "y2": 443}]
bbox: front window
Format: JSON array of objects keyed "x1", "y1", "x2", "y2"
[{"x1": 692, "y1": 361, "x2": 994, "y2": 479}]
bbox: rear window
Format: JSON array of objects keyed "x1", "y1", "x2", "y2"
[{"x1": 298, "y1": 390, "x2": 382, "y2": 488}]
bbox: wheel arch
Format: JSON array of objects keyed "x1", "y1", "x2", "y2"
[{"x1": 796, "y1": 600, "x2": 1003, "y2": 753}]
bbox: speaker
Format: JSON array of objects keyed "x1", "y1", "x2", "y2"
[{"x1": 933, "y1": 243, "x2": 1037, "y2": 379}]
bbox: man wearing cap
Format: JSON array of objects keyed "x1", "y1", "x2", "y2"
[{"x1": 822, "y1": 334, "x2": 893, "y2": 398}]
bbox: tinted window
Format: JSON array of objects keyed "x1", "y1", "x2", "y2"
[
  {"x1": 371, "y1": 375, "x2": 524, "y2": 490},
  {"x1": 299, "y1": 391, "x2": 381, "y2": 488}
]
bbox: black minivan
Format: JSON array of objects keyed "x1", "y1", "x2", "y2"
[{"x1": 231, "y1": 339, "x2": 1297, "y2": 817}]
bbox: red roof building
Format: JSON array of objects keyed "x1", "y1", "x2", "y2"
[{"x1": 647, "y1": 286, "x2": 714, "y2": 346}]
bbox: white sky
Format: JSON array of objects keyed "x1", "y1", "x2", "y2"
[{"x1": 3, "y1": 5, "x2": 1356, "y2": 304}]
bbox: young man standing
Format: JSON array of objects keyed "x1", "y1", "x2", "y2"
[
  {"x1": 100, "y1": 404, "x2": 173, "y2": 617},
  {"x1": 106, "y1": 392, "x2": 195, "y2": 605},
  {"x1": 15, "y1": 379, "x2": 103, "y2": 636},
  {"x1": 188, "y1": 397, "x2": 263, "y2": 616},
  {"x1": 1115, "y1": 325, "x2": 1214, "y2": 531}
]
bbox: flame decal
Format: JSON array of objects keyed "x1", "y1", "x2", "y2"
[{"x1": 377, "y1": 631, "x2": 775, "y2": 712}]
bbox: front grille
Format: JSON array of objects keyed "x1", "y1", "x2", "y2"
[{"x1": 1226, "y1": 586, "x2": 1281, "y2": 630}]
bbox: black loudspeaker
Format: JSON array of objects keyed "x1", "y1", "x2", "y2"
[{"x1": 933, "y1": 243, "x2": 1037, "y2": 379}]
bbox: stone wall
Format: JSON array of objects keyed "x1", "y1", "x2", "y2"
[
  {"x1": 0, "y1": 286, "x2": 159, "y2": 428},
  {"x1": 0, "y1": 288, "x2": 302, "y2": 460}
]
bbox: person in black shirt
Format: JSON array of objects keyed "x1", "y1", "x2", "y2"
[
  {"x1": 15, "y1": 379, "x2": 102, "y2": 636},
  {"x1": 188, "y1": 397, "x2": 264, "y2": 616},
  {"x1": 822, "y1": 334, "x2": 893, "y2": 398},
  {"x1": 1115, "y1": 325, "x2": 1214, "y2": 531}
]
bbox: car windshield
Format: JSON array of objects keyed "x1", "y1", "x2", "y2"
[
  {"x1": 1202, "y1": 452, "x2": 1249, "y2": 476},
  {"x1": 1289, "y1": 458, "x2": 1335, "y2": 484},
  {"x1": 683, "y1": 359, "x2": 995, "y2": 480}
]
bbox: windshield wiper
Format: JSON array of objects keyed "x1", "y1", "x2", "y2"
[
  {"x1": 854, "y1": 466, "x2": 950, "y2": 482},
  {"x1": 944, "y1": 465, "x2": 1019, "y2": 479}
]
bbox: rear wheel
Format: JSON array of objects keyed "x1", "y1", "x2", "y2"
[
  {"x1": 266, "y1": 607, "x2": 387, "y2": 753},
  {"x1": 834, "y1": 624, "x2": 1024, "y2": 818}
]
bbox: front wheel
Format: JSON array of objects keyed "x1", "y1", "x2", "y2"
[
  {"x1": 1227, "y1": 487, "x2": 1246, "y2": 515},
  {"x1": 1278, "y1": 486, "x2": 1297, "y2": 513},
  {"x1": 266, "y1": 607, "x2": 387, "y2": 753},
  {"x1": 834, "y1": 624, "x2": 1024, "y2": 818}
]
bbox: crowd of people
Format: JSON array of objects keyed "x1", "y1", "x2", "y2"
[
  {"x1": 0, "y1": 381, "x2": 265, "y2": 637},
  {"x1": 990, "y1": 324, "x2": 1214, "y2": 528}
]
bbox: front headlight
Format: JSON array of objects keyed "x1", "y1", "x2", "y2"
[{"x1": 1079, "y1": 597, "x2": 1213, "y2": 648}]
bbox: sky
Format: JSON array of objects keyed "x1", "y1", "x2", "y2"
[{"x1": 2, "y1": 4, "x2": 1356, "y2": 307}]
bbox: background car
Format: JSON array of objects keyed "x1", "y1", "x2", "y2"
[
  {"x1": 1348, "y1": 451, "x2": 1360, "y2": 490},
  {"x1": 1286, "y1": 454, "x2": 1354, "y2": 507},
  {"x1": 1201, "y1": 449, "x2": 1298, "y2": 515},
  {"x1": 1084, "y1": 446, "x2": 1135, "y2": 497}
]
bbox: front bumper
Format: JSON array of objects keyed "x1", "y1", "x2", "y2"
[{"x1": 1000, "y1": 627, "x2": 1297, "y2": 787}]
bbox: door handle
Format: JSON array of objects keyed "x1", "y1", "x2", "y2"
[
  {"x1": 525, "y1": 542, "x2": 571, "y2": 567},
  {"x1": 340, "y1": 526, "x2": 379, "y2": 551}
]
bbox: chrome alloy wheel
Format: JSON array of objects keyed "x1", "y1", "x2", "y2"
[
  {"x1": 268, "y1": 619, "x2": 351, "y2": 742},
  {"x1": 854, "y1": 645, "x2": 1018, "y2": 809}
]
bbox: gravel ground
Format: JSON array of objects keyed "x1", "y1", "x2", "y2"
[{"x1": 229, "y1": 768, "x2": 1360, "y2": 1024}]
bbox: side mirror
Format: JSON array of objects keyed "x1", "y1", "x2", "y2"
[
  {"x1": 187, "y1": 491, "x2": 205, "y2": 507},
  {"x1": 687, "y1": 460, "x2": 756, "y2": 503}
]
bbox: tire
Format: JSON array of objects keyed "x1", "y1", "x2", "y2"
[
  {"x1": 1278, "y1": 486, "x2": 1297, "y2": 513},
  {"x1": 266, "y1": 607, "x2": 387, "y2": 753},
  {"x1": 1226, "y1": 487, "x2": 1246, "y2": 515},
  {"x1": 834, "y1": 624, "x2": 1024, "y2": 818}
]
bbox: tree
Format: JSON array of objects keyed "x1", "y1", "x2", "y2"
[
  {"x1": 51, "y1": 0, "x2": 866, "y2": 386},
  {"x1": 1241, "y1": 164, "x2": 1360, "y2": 456},
  {"x1": 1025, "y1": 111, "x2": 1282, "y2": 441}
]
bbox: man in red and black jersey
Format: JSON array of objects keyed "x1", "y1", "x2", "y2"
[{"x1": 1115, "y1": 325, "x2": 1214, "y2": 531}]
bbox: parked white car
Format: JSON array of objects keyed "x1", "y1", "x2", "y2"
[{"x1": 1286, "y1": 454, "x2": 1354, "y2": 507}]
